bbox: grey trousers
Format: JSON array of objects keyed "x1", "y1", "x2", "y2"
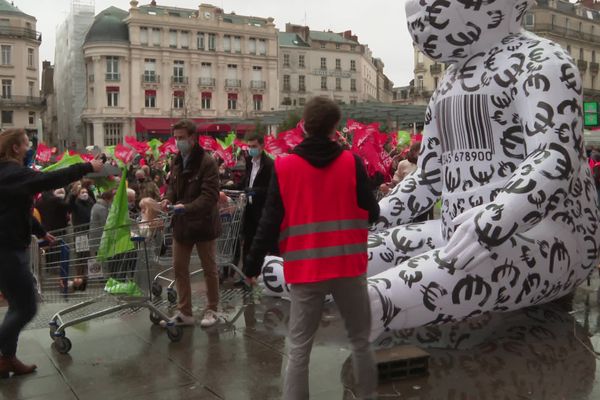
[{"x1": 284, "y1": 274, "x2": 377, "y2": 400}]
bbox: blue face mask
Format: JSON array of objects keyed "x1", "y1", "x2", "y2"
[{"x1": 249, "y1": 148, "x2": 261, "y2": 158}]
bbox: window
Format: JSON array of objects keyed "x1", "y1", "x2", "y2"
[
  {"x1": 227, "y1": 93, "x2": 237, "y2": 110},
  {"x1": 1, "y1": 45, "x2": 11, "y2": 65},
  {"x1": 282, "y1": 97, "x2": 291, "y2": 106},
  {"x1": 320, "y1": 42, "x2": 325, "y2": 49},
  {"x1": 197, "y1": 32, "x2": 205, "y2": 50},
  {"x1": 336, "y1": 59, "x2": 341, "y2": 70},
  {"x1": 321, "y1": 76, "x2": 327, "y2": 90},
  {"x1": 140, "y1": 27, "x2": 149, "y2": 45},
  {"x1": 169, "y1": 30, "x2": 177, "y2": 47},
  {"x1": 336, "y1": 43, "x2": 340, "y2": 50},
  {"x1": 283, "y1": 75, "x2": 291, "y2": 91},
  {"x1": 152, "y1": 28, "x2": 161, "y2": 46},
  {"x1": 1, "y1": 79, "x2": 11, "y2": 98},
  {"x1": 144, "y1": 58, "x2": 157, "y2": 82},
  {"x1": 580, "y1": 48, "x2": 585, "y2": 61},
  {"x1": 208, "y1": 33, "x2": 217, "y2": 51},
  {"x1": 233, "y1": 36, "x2": 241, "y2": 53},
  {"x1": 350, "y1": 60, "x2": 356, "y2": 71},
  {"x1": 258, "y1": 39, "x2": 267, "y2": 55},
  {"x1": 417, "y1": 75, "x2": 424, "y2": 90},
  {"x1": 181, "y1": 31, "x2": 190, "y2": 48},
  {"x1": 567, "y1": 45, "x2": 572, "y2": 55},
  {"x1": 351, "y1": 45, "x2": 356, "y2": 51},
  {"x1": 27, "y1": 48, "x2": 34, "y2": 67},
  {"x1": 28, "y1": 81, "x2": 35, "y2": 98},
  {"x1": 434, "y1": 77, "x2": 440, "y2": 88},
  {"x1": 145, "y1": 90, "x2": 156, "y2": 108},
  {"x1": 253, "y1": 94, "x2": 263, "y2": 111},
  {"x1": 252, "y1": 65, "x2": 263, "y2": 86},
  {"x1": 106, "y1": 56, "x2": 119, "y2": 81},
  {"x1": 299, "y1": 75, "x2": 306, "y2": 91},
  {"x1": 551, "y1": 14, "x2": 556, "y2": 28},
  {"x1": 350, "y1": 99, "x2": 357, "y2": 106},
  {"x1": 201, "y1": 92, "x2": 212, "y2": 109},
  {"x1": 283, "y1": 54, "x2": 290, "y2": 67},
  {"x1": 104, "y1": 123, "x2": 122, "y2": 147},
  {"x1": 28, "y1": 112, "x2": 35, "y2": 125},
  {"x1": 593, "y1": 50, "x2": 597, "y2": 63},
  {"x1": 524, "y1": 13, "x2": 535, "y2": 27},
  {"x1": 173, "y1": 60, "x2": 185, "y2": 83},
  {"x1": 1, "y1": 110, "x2": 13, "y2": 125},
  {"x1": 336, "y1": 77, "x2": 342, "y2": 91},
  {"x1": 223, "y1": 35, "x2": 231, "y2": 52},
  {"x1": 173, "y1": 91, "x2": 185, "y2": 108},
  {"x1": 248, "y1": 38, "x2": 257, "y2": 54},
  {"x1": 299, "y1": 98, "x2": 306, "y2": 106},
  {"x1": 106, "y1": 86, "x2": 119, "y2": 107},
  {"x1": 299, "y1": 54, "x2": 305, "y2": 68},
  {"x1": 320, "y1": 57, "x2": 327, "y2": 70},
  {"x1": 351, "y1": 79, "x2": 356, "y2": 91}
]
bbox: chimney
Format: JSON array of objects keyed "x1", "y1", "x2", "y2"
[{"x1": 342, "y1": 30, "x2": 358, "y2": 42}]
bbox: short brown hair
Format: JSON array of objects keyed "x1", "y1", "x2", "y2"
[
  {"x1": 0, "y1": 129, "x2": 28, "y2": 162},
  {"x1": 302, "y1": 97, "x2": 341, "y2": 138},
  {"x1": 172, "y1": 119, "x2": 197, "y2": 136},
  {"x1": 244, "y1": 131, "x2": 264, "y2": 145}
]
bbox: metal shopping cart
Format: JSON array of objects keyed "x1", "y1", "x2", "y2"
[
  {"x1": 151, "y1": 190, "x2": 247, "y2": 303},
  {"x1": 32, "y1": 212, "x2": 184, "y2": 354}
]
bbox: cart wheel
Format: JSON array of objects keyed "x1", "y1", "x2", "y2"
[
  {"x1": 167, "y1": 326, "x2": 183, "y2": 342},
  {"x1": 167, "y1": 289, "x2": 177, "y2": 304},
  {"x1": 53, "y1": 337, "x2": 72, "y2": 354},
  {"x1": 149, "y1": 312, "x2": 162, "y2": 325},
  {"x1": 152, "y1": 282, "x2": 163, "y2": 297}
]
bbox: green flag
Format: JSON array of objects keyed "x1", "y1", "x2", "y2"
[
  {"x1": 217, "y1": 132, "x2": 236, "y2": 149},
  {"x1": 42, "y1": 152, "x2": 85, "y2": 172},
  {"x1": 148, "y1": 139, "x2": 162, "y2": 160},
  {"x1": 96, "y1": 170, "x2": 134, "y2": 261}
]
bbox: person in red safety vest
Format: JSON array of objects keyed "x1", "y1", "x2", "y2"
[{"x1": 244, "y1": 97, "x2": 380, "y2": 400}]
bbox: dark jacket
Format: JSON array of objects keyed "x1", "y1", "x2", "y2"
[
  {"x1": 166, "y1": 144, "x2": 221, "y2": 244},
  {"x1": 244, "y1": 136, "x2": 380, "y2": 277},
  {"x1": 0, "y1": 161, "x2": 94, "y2": 249},
  {"x1": 242, "y1": 152, "x2": 274, "y2": 223},
  {"x1": 68, "y1": 194, "x2": 95, "y2": 227},
  {"x1": 36, "y1": 192, "x2": 70, "y2": 232}
]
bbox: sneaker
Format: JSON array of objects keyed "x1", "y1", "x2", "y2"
[
  {"x1": 159, "y1": 312, "x2": 195, "y2": 327},
  {"x1": 200, "y1": 310, "x2": 219, "y2": 328}
]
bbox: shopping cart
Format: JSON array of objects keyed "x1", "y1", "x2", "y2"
[
  {"x1": 151, "y1": 190, "x2": 247, "y2": 303},
  {"x1": 32, "y1": 212, "x2": 184, "y2": 354}
]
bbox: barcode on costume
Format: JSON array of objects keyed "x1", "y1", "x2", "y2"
[{"x1": 435, "y1": 95, "x2": 495, "y2": 154}]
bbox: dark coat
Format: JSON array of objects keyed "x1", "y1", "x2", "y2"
[
  {"x1": 243, "y1": 152, "x2": 274, "y2": 224},
  {"x1": 68, "y1": 194, "x2": 95, "y2": 227},
  {"x1": 166, "y1": 144, "x2": 221, "y2": 244},
  {"x1": 0, "y1": 161, "x2": 94, "y2": 249},
  {"x1": 36, "y1": 192, "x2": 70, "y2": 232}
]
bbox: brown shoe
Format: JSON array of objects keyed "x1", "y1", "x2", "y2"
[{"x1": 0, "y1": 356, "x2": 37, "y2": 377}]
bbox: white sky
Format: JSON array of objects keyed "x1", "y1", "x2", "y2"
[{"x1": 10, "y1": 0, "x2": 415, "y2": 87}]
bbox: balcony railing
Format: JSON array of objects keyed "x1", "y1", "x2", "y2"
[
  {"x1": 430, "y1": 64, "x2": 442, "y2": 75},
  {"x1": 531, "y1": 23, "x2": 600, "y2": 45},
  {"x1": 142, "y1": 74, "x2": 160, "y2": 84},
  {"x1": 578, "y1": 59, "x2": 588, "y2": 73},
  {"x1": 225, "y1": 79, "x2": 241, "y2": 88},
  {"x1": 171, "y1": 76, "x2": 189, "y2": 85},
  {"x1": 250, "y1": 80, "x2": 266, "y2": 89},
  {"x1": 0, "y1": 27, "x2": 42, "y2": 42},
  {"x1": 591, "y1": 62, "x2": 599, "y2": 75},
  {"x1": 198, "y1": 77, "x2": 216, "y2": 87},
  {"x1": 0, "y1": 95, "x2": 45, "y2": 107},
  {"x1": 105, "y1": 73, "x2": 120, "y2": 82}
]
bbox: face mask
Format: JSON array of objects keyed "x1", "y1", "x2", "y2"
[
  {"x1": 176, "y1": 139, "x2": 192, "y2": 155},
  {"x1": 249, "y1": 148, "x2": 261, "y2": 158},
  {"x1": 79, "y1": 194, "x2": 89, "y2": 201},
  {"x1": 54, "y1": 191, "x2": 65, "y2": 199},
  {"x1": 137, "y1": 178, "x2": 145, "y2": 183}
]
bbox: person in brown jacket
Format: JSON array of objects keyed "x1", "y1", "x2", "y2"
[{"x1": 161, "y1": 120, "x2": 222, "y2": 327}]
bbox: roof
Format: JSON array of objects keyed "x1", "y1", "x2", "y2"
[
  {"x1": 0, "y1": 0, "x2": 33, "y2": 18},
  {"x1": 84, "y1": 7, "x2": 129, "y2": 45},
  {"x1": 278, "y1": 32, "x2": 310, "y2": 48},
  {"x1": 138, "y1": 4, "x2": 268, "y2": 27},
  {"x1": 310, "y1": 30, "x2": 357, "y2": 44}
]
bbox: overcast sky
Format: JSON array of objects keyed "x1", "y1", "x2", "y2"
[{"x1": 11, "y1": 0, "x2": 415, "y2": 87}]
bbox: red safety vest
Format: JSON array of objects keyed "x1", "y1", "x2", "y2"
[{"x1": 276, "y1": 150, "x2": 369, "y2": 284}]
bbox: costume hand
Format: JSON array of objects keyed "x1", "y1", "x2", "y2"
[{"x1": 440, "y1": 205, "x2": 490, "y2": 272}]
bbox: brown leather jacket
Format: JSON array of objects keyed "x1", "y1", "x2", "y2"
[{"x1": 166, "y1": 144, "x2": 221, "y2": 243}]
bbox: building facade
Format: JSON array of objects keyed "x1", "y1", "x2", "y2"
[
  {"x1": 0, "y1": 0, "x2": 43, "y2": 135},
  {"x1": 80, "y1": 1, "x2": 278, "y2": 148},
  {"x1": 278, "y1": 23, "x2": 392, "y2": 109},
  {"x1": 40, "y1": 60, "x2": 57, "y2": 147}
]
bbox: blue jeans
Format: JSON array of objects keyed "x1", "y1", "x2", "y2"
[{"x1": 0, "y1": 248, "x2": 37, "y2": 357}]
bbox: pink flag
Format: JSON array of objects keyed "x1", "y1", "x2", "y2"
[{"x1": 114, "y1": 143, "x2": 135, "y2": 164}]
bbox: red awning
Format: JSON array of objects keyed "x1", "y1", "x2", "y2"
[
  {"x1": 253, "y1": 94, "x2": 263, "y2": 101},
  {"x1": 227, "y1": 93, "x2": 238, "y2": 100},
  {"x1": 145, "y1": 90, "x2": 156, "y2": 96},
  {"x1": 135, "y1": 118, "x2": 256, "y2": 136},
  {"x1": 201, "y1": 92, "x2": 212, "y2": 98},
  {"x1": 106, "y1": 86, "x2": 120, "y2": 92},
  {"x1": 173, "y1": 90, "x2": 185, "y2": 97}
]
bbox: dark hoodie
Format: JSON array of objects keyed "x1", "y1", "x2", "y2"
[{"x1": 244, "y1": 136, "x2": 380, "y2": 278}]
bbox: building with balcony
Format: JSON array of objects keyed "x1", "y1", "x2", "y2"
[
  {"x1": 278, "y1": 23, "x2": 392, "y2": 109},
  {"x1": 0, "y1": 0, "x2": 43, "y2": 135},
  {"x1": 77, "y1": 1, "x2": 278, "y2": 148}
]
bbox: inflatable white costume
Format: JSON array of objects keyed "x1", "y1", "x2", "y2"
[{"x1": 259, "y1": 0, "x2": 600, "y2": 341}]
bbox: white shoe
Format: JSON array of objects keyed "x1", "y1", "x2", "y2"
[
  {"x1": 159, "y1": 311, "x2": 195, "y2": 327},
  {"x1": 200, "y1": 310, "x2": 219, "y2": 328}
]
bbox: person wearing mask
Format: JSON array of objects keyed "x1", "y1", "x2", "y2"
[
  {"x1": 131, "y1": 169, "x2": 160, "y2": 204},
  {"x1": 161, "y1": 119, "x2": 221, "y2": 328},
  {"x1": 68, "y1": 186, "x2": 95, "y2": 228},
  {"x1": 127, "y1": 188, "x2": 139, "y2": 217},
  {"x1": 89, "y1": 190, "x2": 114, "y2": 254},
  {"x1": 244, "y1": 98, "x2": 380, "y2": 400},
  {"x1": 35, "y1": 188, "x2": 70, "y2": 234},
  {"x1": 0, "y1": 129, "x2": 103, "y2": 378}
]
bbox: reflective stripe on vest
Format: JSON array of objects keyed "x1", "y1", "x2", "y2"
[
  {"x1": 279, "y1": 219, "x2": 368, "y2": 242},
  {"x1": 283, "y1": 242, "x2": 368, "y2": 262}
]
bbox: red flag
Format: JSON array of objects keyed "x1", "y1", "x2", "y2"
[
  {"x1": 264, "y1": 135, "x2": 290, "y2": 157},
  {"x1": 199, "y1": 136, "x2": 220, "y2": 152},
  {"x1": 35, "y1": 143, "x2": 55, "y2": 163},
  {"x1": 159, "y1": 137, "x2": 178, "y2": 155},
  {"x1": 125, "y1": 136, "x2": 150, "y2": 155},
  {"x1": 214, "y1": 146, "x2": 237, "y2": 168},
  {"x1": 279, "y1": 122, "x2": 305, "y2": 150},
  {"x1": 80, "y1": 153, "x2": 95, "y2": 162},
  {"x1": 114, "y1": 143, "x2": 135, "y2": 164},
  {"x1": 234, "y1": 139, "x2": 249, "y2": 151}
]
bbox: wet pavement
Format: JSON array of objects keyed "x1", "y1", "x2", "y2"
[{"x1": 1, "y1": 272, "x2": 600, "y2": 400}]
